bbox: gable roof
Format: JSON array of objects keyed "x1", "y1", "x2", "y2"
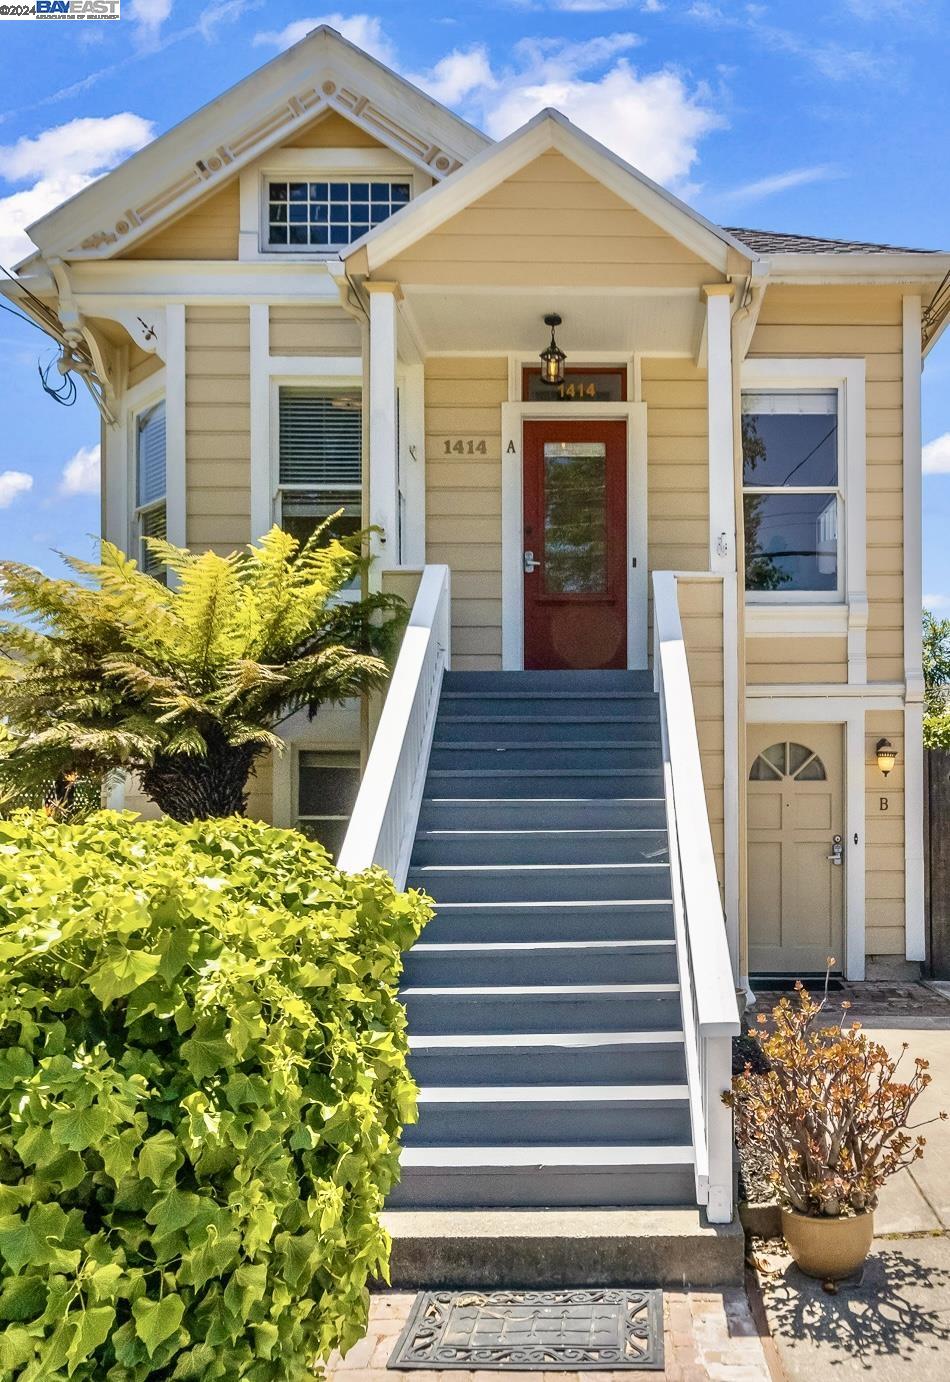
[
  {"x1": 726, "y1": 226, "x2": 946, "y2": 256},
  {"x1": 24, "y1": 25, "x2": 489, "y2": 264},
  {"x1": 345, "y1": 108, "x2": 756, "y2": 277}
]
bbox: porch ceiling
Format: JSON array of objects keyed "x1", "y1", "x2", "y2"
[{"x1": 399, "y1": 285, "x2": 703, "y2": 357}]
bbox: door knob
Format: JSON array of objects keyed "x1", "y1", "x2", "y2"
[
  {"x1": 523, "y1": 549, "x2": 541, "y2": 574},
  {"x1": 827, "y1": 835, "x2": 843, "y2": 866}
]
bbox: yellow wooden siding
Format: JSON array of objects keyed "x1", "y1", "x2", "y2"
[
  {"x1": 269, "y1": 306, "x2": 361, "y2": 356},
  {"x1": 746, "y1": 636, "x2": 848, "y2": 685},
  {"x1": 424, "y1": 357, "x2": 506, "y2": 669},
  {"x1": 281, "y1": 110, "x2": 385, "y2": 148},
  {"x1": 122, "y1": 179, "x2": 240, "y2": 260},
  {"x1": 865, "y1": 709, "x2": 905, "y2": 955},
  {"x1": 679, "y1": 578, "x2": 726, "y2": 890},
  {"x1": 748, "y1": 285, "x2": 904, "y2": 684},
  {"x1": 641, "y1": 357, "x2": 709, "y2": 574},
  {"x1": 246, "y1": 752, "x2": 273, "y2": 824},
  {"x1": 185, "y1": 307, "x2": 251, "y2": 554},
  {"x1": 382, "y1": 151, "x2": 718, "y2": 288}
]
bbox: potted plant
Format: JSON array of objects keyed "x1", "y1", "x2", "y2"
[{"x1": 728, "y1": 970, "x2": 946, "y2": 1280}]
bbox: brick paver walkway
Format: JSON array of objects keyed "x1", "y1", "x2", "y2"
[{"x1": 324, "y1": 1289, "x2": 775, "y2": 1382}]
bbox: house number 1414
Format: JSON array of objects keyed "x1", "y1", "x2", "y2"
[{"x1": 443, "y1": 439, "x2": 488, "y2": 455}]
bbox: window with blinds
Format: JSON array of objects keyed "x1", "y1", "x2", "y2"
[
  {"x1": 277, "y1": 388, "x2": 362, "y2": 575},
  {"x1": 135, "y1": 401, "x2": 167, "y2": 582}
]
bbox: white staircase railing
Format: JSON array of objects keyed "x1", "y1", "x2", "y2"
[
  {"x1": 338, "y1": 565, "x2": 451, "y2": 888},
  {"x1": 653, "y1": 571, "x2": 741, "y2": 1224}
]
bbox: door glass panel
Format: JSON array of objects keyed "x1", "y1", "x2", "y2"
[
  {"x1": 542, "y1": 441, "x2": 607, "y2": 594},
  {"x1": 796, "y1": 756, "x2": 826, "y2": 781},
  {"x1": 762, "y1": 742, "x2": 787, "y2": 775},
  {"x1": 787, "y1": 743, "x2": 812, "y2": 775}
]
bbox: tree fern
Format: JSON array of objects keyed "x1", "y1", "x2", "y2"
[{"x1": 0, "y1": 527, "x2": 406, "y2": 821}]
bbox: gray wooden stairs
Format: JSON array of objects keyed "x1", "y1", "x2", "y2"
[{"x1": 390, "y1": 669, "x2": 697, "y2": 1212}]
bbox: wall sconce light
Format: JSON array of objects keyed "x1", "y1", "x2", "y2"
[
  {"x1": 876, "y1": 738, "x2": 897, "y2": 777},
  {"x1": 539, "y1": 313, "x2": 566, "y2": 386}
]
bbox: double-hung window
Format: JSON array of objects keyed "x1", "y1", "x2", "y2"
[
  {"x1": 277, "y1": 387, "x2": 362, "y2": 581},
  {"x1": 742, "y1": 390, "x2": 841, "y2": 597},
  {"x1": 296, "y1": 750, "x2": 361, "y2": 859},
  {"x1": 135, "y1": 400, "x2": 167, "y2": 581},
  {"x1": 266, "y1": 179, "x2": 410, "y2": 250}
]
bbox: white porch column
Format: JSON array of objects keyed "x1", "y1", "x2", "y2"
[
  {"x1": 703, "y1": 284, "x2": 736, "y2": 574},
  {"x1": 366, "y1": 282, "x2": 402, "y2": 578}
]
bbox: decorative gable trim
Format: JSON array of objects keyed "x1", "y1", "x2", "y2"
[{"x1": 26, "y1": 27, "x2": 488, "y2": 264}]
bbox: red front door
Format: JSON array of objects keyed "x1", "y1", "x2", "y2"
[{"x1": 522, "y1": 419, "x2": 627, "y2": 670}]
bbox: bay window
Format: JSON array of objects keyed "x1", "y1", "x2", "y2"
[{"x1": 742, "y1": 390, "x2": 841, "y2": 597}]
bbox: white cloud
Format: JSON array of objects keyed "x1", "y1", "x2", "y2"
[
  {"x1": 405, "y1": 47, "x2": 496, "y2": 106},
  {"x1": 925, "y1": 593, "x2": 950, "y2": 610},
  {"x1": 0, "y1": 470, "x2": 32, "y2": 509},
  {"x1": 923, "y1": 433, "x2": 950, "y2": 475},
  {"x1": 128, "y1": 0, "x2": 173, "y2": 41},
  {"x1": 0, "y1": 113, "x2": 154, "y2": 266},
  {"x1": 478, "y1": 47, "x2": 719, "y2": 188},
  {"x1": 713, "y1": 164, "x2": 841, "y2": 207},
  {"x1": 59, "y1": 444, "x2": 100, "y2": 498},
  {"x1": 252, "y1": 13, "x2": 396, "y2": 65}
]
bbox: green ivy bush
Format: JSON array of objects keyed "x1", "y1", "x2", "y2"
[{"x1": 0, "y1": 811, "x2": 431, "y2": 1381}]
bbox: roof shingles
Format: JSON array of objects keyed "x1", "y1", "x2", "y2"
[{"x1": 723, "y1": 226, "x2": 944, "y2": 255}]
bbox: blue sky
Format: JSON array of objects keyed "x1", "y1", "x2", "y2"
[{"x1": 1, "y1": 0, "x2": 949, "y2": 605}]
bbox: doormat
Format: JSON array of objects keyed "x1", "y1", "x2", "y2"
[{"x1": 388, "y1": 1289, "x2": 664, "y2": 1371}]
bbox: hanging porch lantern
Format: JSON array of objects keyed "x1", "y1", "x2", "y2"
[
  {"x1": 876, "y1": 738, "x2": 898, "y2": 777},
  {"x1": 539, "y1": 313, "x2": 566, "y2": 386}
]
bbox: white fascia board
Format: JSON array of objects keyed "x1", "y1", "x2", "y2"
[
  {"x1": 28, "y1": 28, "x2": 488, "y2": 263},
  {"x1": 766, "y1": 252, "x2": 950, "y2": 284},
  {"x1": 69, "y1": 258, "x2": 344, "y2": 305},
  {"x1": 354, "y1": 109, "x2": 754, "y2": 276}
]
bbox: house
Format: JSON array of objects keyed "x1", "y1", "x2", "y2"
[{"x1": 6, "y1": 24, "x2": 949, "y2": 1280}]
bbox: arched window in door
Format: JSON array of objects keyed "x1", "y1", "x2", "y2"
[{"x1": 749, "y1": 741, "x2": 827, "y2": 783}]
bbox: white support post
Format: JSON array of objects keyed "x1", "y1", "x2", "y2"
[
  {"x1": 249, "y1": 303, "x2": 271, "y2": 544},
  {"x1": 400, "y1": 359, "x2": 426, "y2": 567},
  {"x1": 704, "y1": 284, "x2": 736, "y2": 574},
  {"x1": 367, "y1": 282, "x2": 401, "y2": 579},
  {"x1": 704, "y1": 1035, "x2": 735, "y2": 1224},
  {"x1": 903, "y1": 295, "x2": 926, "y2": 964},
  {"x1": 846, "y1": 713, "x2": 867, "y2": 980},
  {"x1": 164, "y1": 304, "x2": 187, "y2": 549}
]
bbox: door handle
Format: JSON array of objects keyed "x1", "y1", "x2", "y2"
[
  {"x1": 523, "y1": 549, "x2": 541, "y2": 574},
  {"x1": 827, "y1": 835, "x2": 843, "y2": 866}
]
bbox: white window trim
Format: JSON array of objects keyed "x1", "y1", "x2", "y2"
[
  {"x1": 238, "y1": 147, "x2": 424, "y2": 262},
  {"x1": 740, "y1": 358, "x2": 867, "y2": 681},
  {"x1": 271, "y1": 705, "x2": 362, "y2": 830},
  {"x1": 107, "y1": 369, "x2": 166, "y2": 554}
]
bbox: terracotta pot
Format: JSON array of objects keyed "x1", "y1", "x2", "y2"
[{"x1": 781, "y1": 1208, "x2": 874, "y2": 1280}]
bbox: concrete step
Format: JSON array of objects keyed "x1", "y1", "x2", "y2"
[
  {"x1": 442, "y1": 670, "x2": 655, "y2": 693},
  {"x1": 413, "y1": 827, "x2": 669, "y2": 867},
  {"x1": 428, "y1": 744, "x2": 662, "y2": 773},
  {"x1": 425, "y1": 770, "x2": 666, "y2": 798},
  {"x1": 405, "y1": 1085, "x2": 692, "y2": 1146},
  {"x1": 399, "y1": 983, "x2": 683, "y2": 1034},
  {"x1": 402, "y1": 940, "x2": 678, "y2": 987},
  {"x1": 407, "y1": 1031, "x2": 688, "y2": 1087},
  {"x1": 388, "y1": 1145, "x2": 696, "y2": 1209},
  {"x1": 381, "y1": 1208, "x2": 745, "y2": 1287},
  {"x1": 407, "y1": 862, "x2": 672, "y2": 903},
  {"x1": 418, "y1": 797, "x2": 668, "y2": 832},
  {"x1": 419, "y1": 900, "x2": 675, "y2": 944},
  {"x1": 435, "y1": 716, "x2": 661, "y2": 744}
]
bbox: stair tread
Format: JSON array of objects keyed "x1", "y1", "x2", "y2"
[
  {"x1": 430, "y1": 900, "x2": 674, "y2": 911},
  {"x1": 416, "y1": 1085, "x2": 689, "y2": 1102},
  {"x1": 410, "y1": 862, "x2": 670, "y2": 874},
  {"x1": 400, "y1": 983, "x2": 680, "y2": 996},
  {"x1": 440, "y1": 692, "x2": 658, "y2": 701},
  {"x1": 438, "y1": 715, "x2": 658, "y2": 725},
  {"x1": 428, "y1": 769, "x2": 662, "y2": 777},
  {"x1": 417, "y1": 828, "x2": 667, "y2": 840},
  {"x1": 400, "y1": 1146, "x2": 694, "y2": 1167},
  {"x1": 409, "y1": 1031, "x2": 685, "y2": 1048},
  {"x1": 410, "y1": 940, "x2": 675, "y2": 953},
  {"x1": 432, "y1": 741, "x2": 661, "y2": 751}
]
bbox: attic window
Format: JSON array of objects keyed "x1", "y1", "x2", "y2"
[{"x1": 266, "y1": 179, "x2": 410, "y2": 250}]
